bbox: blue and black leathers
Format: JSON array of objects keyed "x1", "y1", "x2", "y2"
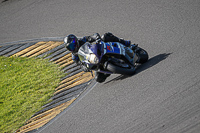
[{"x1": 71, "y1": 32, "x2": 131, "y2": 64}]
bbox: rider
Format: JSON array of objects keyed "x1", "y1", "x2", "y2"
[{"x1": 64, "y1": 32, "x2": 137, "y2": 82}]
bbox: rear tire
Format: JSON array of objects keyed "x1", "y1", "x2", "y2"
[
  {"x1": 106, "y1": 62, "x2": 135, "y2": 75},
  {"x1": 135, "y1": 48, "x2": 149, "y2": 64}
]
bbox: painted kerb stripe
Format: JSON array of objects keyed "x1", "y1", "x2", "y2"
[{"x1": 0, "y1": 40, "x2": 94, "y2": 133}]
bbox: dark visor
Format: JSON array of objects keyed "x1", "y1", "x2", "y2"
[
  {"x1": 66, "y1": 38, "x2": 76, "y2": 51},
  {"x1": 66, "y1": 42, "x2": 76, "y2": 51}
]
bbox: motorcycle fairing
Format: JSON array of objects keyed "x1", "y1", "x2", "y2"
[
  {"x1": 78, "y1": 42, "x2": 91, "y2": 64},
  {"x1": 102, "y1": 42, "x2": 136, "y2": 65},
  {"x1": 78, "y1": 41, "x2": 136, "y2": 67},
  {"x1": 101, "y1": 42, "x2": 126, "y2": 56}
]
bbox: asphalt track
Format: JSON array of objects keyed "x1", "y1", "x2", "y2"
[{"x1": 1, "y1": 0, "x2": 200, "y2": 133}]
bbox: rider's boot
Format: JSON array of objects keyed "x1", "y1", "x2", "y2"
[{"x1": 130, "y1": 44, "x2": 138, "y2": 50}]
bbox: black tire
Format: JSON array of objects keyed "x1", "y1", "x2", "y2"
[
  {"x1": 106, "y1": 62, "x2": 135, "y2": 75},
  {"x1": 136, "y1": 47, "x2": 149, "y2": 64},
  {"x1": 95, "y1": 72, "x2": 106, "y2": 83}
]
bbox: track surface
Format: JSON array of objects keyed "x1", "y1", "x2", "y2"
[{"x1": 1, "y1": 0, "x2": 200, "y2": 133}]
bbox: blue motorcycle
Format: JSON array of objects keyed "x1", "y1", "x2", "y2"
[{"x1": 78, "y1": 40, "x2": 148, "y2": 82}]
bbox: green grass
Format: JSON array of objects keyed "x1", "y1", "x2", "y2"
[{"x1": 0, "y1": 56, "x2": 66, "y2": 133}]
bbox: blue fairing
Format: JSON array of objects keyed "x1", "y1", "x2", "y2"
[
  {"x1": 78, "y1": 41, "x2": 127, "y2": 65},
  {"x1": 104, "y1": 42, "x2": 121, "y2": 54},
  {"x1": 90, "y1": 43, "x2": 101, "y2": 58},
  {"x1": 89, "y1": 41, "x2": 124, "y2": 62}
]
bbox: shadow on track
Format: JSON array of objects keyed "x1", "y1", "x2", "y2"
[{"x1": 104, "y1": 53, "x2": 172, "y2": 84}]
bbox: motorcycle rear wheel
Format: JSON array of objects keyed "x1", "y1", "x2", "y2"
[{"x1": 135, "y1": 47, "x2": 149, "y2": 64}]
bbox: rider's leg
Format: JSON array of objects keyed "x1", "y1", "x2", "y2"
[
  {"x1": 101, "y1": 32, "x2": 139, "y2": 51},
  {"x1": 88, "y1": 33, "x2": 102, "y2": 42},
  {"x1": 102, "y1": 32, "x2": 131, "y2": 47}
]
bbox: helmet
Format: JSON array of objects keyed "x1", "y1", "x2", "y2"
[{"x1": 64, "y1": 34, "x2": 79, "y2": 52}]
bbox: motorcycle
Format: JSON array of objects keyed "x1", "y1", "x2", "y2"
[{"x1": 78, "y1": 40, "x2": 148, "y2": 82}]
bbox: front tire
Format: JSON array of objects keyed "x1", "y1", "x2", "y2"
[
  {"x1": 106, "y1": 62, "x2": 135, "y2": 75},
  {"x1": 95, "y1": 72, "x2": 110, "y2": 83}
]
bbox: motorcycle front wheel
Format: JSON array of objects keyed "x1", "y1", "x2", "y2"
[{"x1": 105, "y1": 62, "x2": 135, "y2": 76}]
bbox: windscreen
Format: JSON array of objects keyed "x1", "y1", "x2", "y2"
[{"x1": 78, "y1": 42, "x2": 91, "y2": 62}]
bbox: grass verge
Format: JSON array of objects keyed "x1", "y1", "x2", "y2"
[{"x1": 0, "y1": 56, "x2": 66, "y2": 133}]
